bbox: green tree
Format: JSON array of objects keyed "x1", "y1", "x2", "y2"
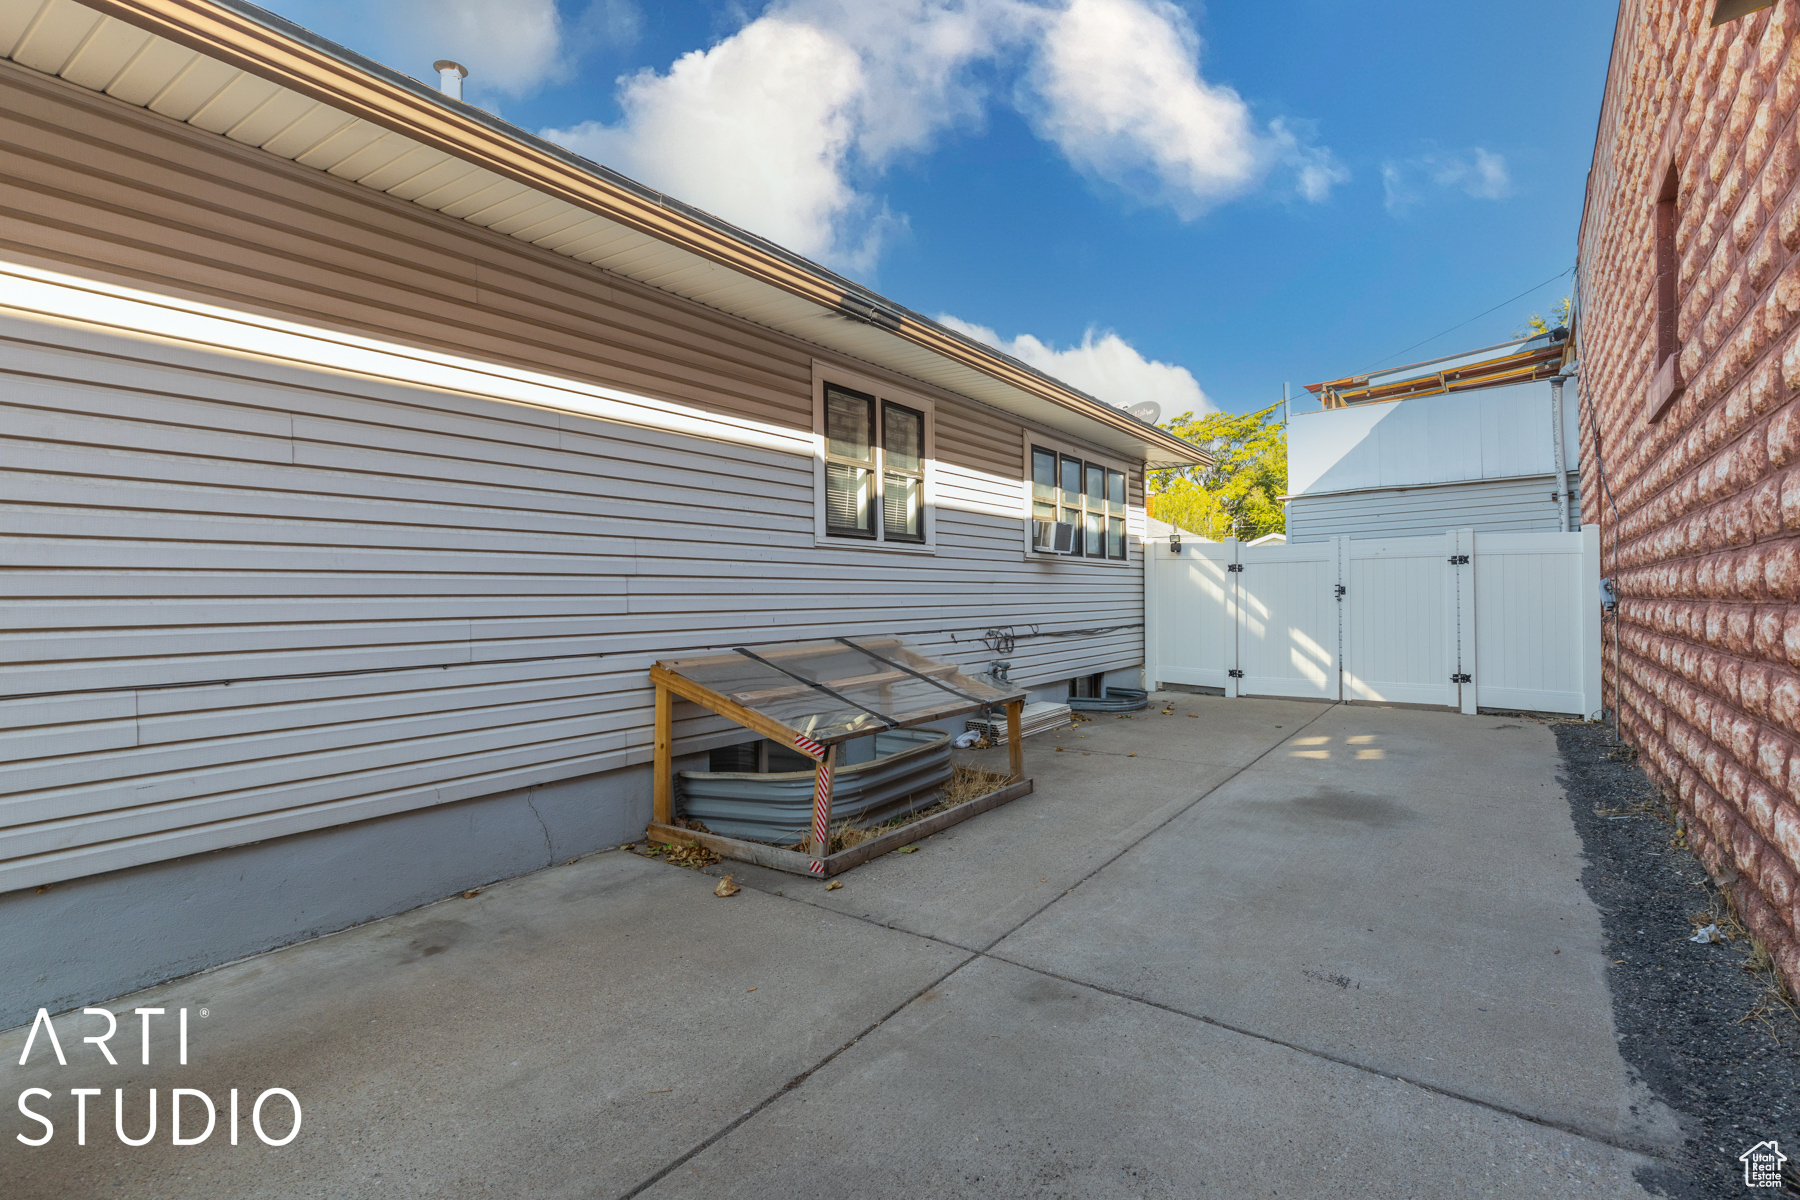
[
  {"x1": 1517, "y1": 296, "x2": 1572, "y2": 338},
  {"x1": 1148, "y1": 401, "x2": 1287, "y2": 541}
]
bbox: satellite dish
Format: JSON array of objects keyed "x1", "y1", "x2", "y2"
[{"x1": 1125, "y1": 401, "x2": 1162, "y2": 424}]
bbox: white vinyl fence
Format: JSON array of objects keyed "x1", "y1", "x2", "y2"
[{"x1": 1145, "y1": 527, "x2": 1602, "y2": 716}]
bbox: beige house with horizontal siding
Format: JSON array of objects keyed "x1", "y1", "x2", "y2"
[{"x1": 0, "y1": 0, "x2": 1204, "y2": 1022}]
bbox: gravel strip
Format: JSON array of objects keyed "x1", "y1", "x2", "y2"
[{"x1": 1555, "y1": 720, "x2": 1800, "y2": 1198}]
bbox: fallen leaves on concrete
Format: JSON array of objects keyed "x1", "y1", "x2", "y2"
[
  {"x1": 634, "y1": 839, "x2": 722, "y2": 870},
  {"x1": 713, "y1": 874, "x2": 740, "y2": 897}
]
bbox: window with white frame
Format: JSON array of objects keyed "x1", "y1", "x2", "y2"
[
  {"x1": 815, "y1": 370, "x2": 934, "y2": 548},
  {"x1": 1029, "y1": 443, "x2": 1128, "y2": 561}
]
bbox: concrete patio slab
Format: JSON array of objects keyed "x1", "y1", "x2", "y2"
[
  {"x1": 0, "y1": 852, "x2": 968, "y2": 1200},
  {"x1": 640, "y1": 954, "x2": 1660, "y2": 1200},
  {"x1": 990, "y1": 702, "x2": 1681, "y2": 1151},
  {"x1": 2, "y1": 696, "x2": 1679, "y2": 1199},
  {"x1": 713, "y1": 697, "x2": 1331, "y2": 949}
]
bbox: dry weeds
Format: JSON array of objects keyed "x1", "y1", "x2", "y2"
[
  {"x1": 786, "y1": 764, "x2": 1014, "y2": 854},
  {"x1": 1688, "y1": 870, "x2": 1800, "y2": 1045}
]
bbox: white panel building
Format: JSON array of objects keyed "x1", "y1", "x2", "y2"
[{"x1": 1285, "y1": 379, "x2": 1582, "y2": 543}]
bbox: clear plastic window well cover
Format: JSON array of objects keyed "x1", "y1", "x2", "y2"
[{"x1": 659, "y1": 637, "x2": 1024, "y2": 745}]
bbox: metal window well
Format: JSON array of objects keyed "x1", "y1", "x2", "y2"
[
  {"x1": 679, "y1": 728, "x2": 952, "y2": 843},
  {"x1": 647, "y1": 636, "x2": 1033, "y2": 878}
]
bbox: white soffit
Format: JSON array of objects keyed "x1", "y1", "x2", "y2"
[{"x1": 0, "y1": 0, "x2": 1192, "y2": 467}]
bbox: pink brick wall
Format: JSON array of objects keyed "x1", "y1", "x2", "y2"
[{"x1": 1579, "y1": 0, "x2": 1800, "y2": 995}]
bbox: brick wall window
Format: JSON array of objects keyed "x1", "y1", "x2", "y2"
[{"x1": 1648, "y1": 164, "x2": 1684, "y2": 422}]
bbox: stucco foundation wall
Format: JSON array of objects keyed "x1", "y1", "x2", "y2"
[
  {"x1": 1578, "y1": 1, "x2": 1800, "y2": 994},
  {"x1": 0, "y1": 757, "x2": 707, "y2": 1030}
]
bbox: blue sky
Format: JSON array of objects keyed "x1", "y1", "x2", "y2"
[{"x1": 258, "y1": 0, "x2": 1615, "y2": 418}]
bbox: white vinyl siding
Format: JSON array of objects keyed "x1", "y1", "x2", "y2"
[
  {"x1": 0, "y1": 61, "x2": 1150, "y2": 894},
  {"x1": 1285, "y1": 476, "x2": 1581, "y2": 544},
  {"x1": 0, "y1": 296, "x2": 1147, "y2": 892}
]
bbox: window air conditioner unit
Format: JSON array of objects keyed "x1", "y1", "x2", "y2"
[{"x1": 1034, "y1": 519, "x2": 1076, "y2": 554}]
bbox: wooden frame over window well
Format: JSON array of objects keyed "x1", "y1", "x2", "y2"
[{"x1": 646, "y1": 637, "x2": 1030, "y2": 878}]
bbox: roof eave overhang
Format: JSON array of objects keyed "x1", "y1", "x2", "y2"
[{"x1": 72, "y1": 0, "x2": 1208, "y2": 470}]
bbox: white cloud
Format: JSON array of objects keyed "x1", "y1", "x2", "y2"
[
  {"x1": 1382, "y1": 147, "x2": 1511, "y2": 214},
  {"x1": 537, "y1": 0, "x2": 1340, "y2": 271},
  {"x1": 543, "y1": 1, "x2": 1019, "y2": 270},
  {"x1": 545, "y1": 19, "x2": 877, "y2": 266},
  {"x1": 1438, "y1": 148, "x2": 1511, "y2": 199},
  {"x1": 268, "y1": 0, "x2": 640, "y2": 99},
  {"x1": 1025, "y1": 0, "x2": 1344, "y2": 214},
  {"x1": 1273, "y1": 119, "x2": 1351, "y2": 204},
  {"x1": 406, "y1": 0, "x2": 564, "y2": 94},
  {"x1": 938, "y1": 315, "x2": 1213, "y2": 418}
]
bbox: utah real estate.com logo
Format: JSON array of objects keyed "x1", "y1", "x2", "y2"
[{"x1": 1740, "y1": 1140, "x2": 1787, "y2": 1190}]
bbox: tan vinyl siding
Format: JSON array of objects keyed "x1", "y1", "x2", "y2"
[{"x1": 0, "y1": 65, "x2": 1147, "y2": 891}]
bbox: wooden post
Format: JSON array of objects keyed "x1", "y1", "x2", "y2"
[
  {"x1": 653, "y1": 683, "x2": 672, "y2": 826},
  {"x1": 1006, "y1": 698, "x2": 1024, "y2": 780},
  {"x1": 811, "y1": 743, "x2": 838, "y2": 861}
]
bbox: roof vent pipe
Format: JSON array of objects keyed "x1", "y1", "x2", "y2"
[{"x1": 434, "y1": 60, "x2": 467, "y2": 101}]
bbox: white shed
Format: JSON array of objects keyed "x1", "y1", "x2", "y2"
[{"x1": 1285, "y1": 378, "x2": 1581, "y2": 543}]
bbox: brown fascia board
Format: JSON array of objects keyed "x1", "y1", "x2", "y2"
[{"x1": 77, "y1": 0, "x2": 1209, "y2": 468}]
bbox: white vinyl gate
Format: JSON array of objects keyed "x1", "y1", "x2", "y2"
[{"x1": 1146, "y1": 527, "x2": 1602, "y2": 716}]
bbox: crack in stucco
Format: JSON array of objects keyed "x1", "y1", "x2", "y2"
[{"x1": 524, "y1": 792, "x2": 554, "y2": 865}]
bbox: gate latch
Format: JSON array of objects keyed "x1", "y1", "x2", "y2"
[
  {"x1": 1227, "y1": 563, "x2": 1245, "y2": 573},
  {"x1": 1451, "y1": 672, "x2": 1472, "y2": 683},
  {"x1": 1334, "y1": 584, "x2": 1346, "y2": 598},
  {"x1": 1448, "y1": 554, "x2": 1470, "y2": 565},
  {"x1": 1227, "y1": 669, "x2": 1245, "y2": 679}
]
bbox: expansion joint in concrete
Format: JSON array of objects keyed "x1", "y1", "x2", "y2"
[
  {"x1": 977, "y1": 953, "x2": 1678, "y2": 1165},
  {"x1": 618, "y1": 703, "x2": 1346, "y2": 1197}
]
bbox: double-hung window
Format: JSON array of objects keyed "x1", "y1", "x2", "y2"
[
  {"x1": 816, "y1": 368, "x2": 934, "y2": 548},
  {"x1": 1029, "y1": 443, "x2": 1128, "y2": 561},
  {"x1": 881, "y1": 400, "x2": 925, "y2": 542}
]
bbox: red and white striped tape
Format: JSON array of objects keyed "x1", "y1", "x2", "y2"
[
  {"x1": 793, "y1": 734, "x2": 825, "y2": 759},
  {"x1": 808, "y1": 756, "x2": 833, "y2": 875}
]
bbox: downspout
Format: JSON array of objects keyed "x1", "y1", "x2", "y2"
[{"x1": 1551, "y1": 374, "x2": 1571, "y2": 532}]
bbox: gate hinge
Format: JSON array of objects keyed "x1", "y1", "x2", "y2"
[
  {"x1": 1228, "y1": 669, "x2": 1245, "y2": 679},
  {"x1": 1334, "y1": 584, "x2": 1346, "y2": 598},
  {"x1": 1451, "y1": 672, "x2": 1472, "y2": 683},
  {"x1": 1227, "y1": 563, "x2": 1245, "y2": 572},
  {"x1": 1448, "y1": 554, "x2": 1470, "y2": 565}
]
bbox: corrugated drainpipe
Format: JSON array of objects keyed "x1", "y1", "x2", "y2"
[{"x1": 1550, "y1": 374, "x2": 1571, "y2": 532}]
